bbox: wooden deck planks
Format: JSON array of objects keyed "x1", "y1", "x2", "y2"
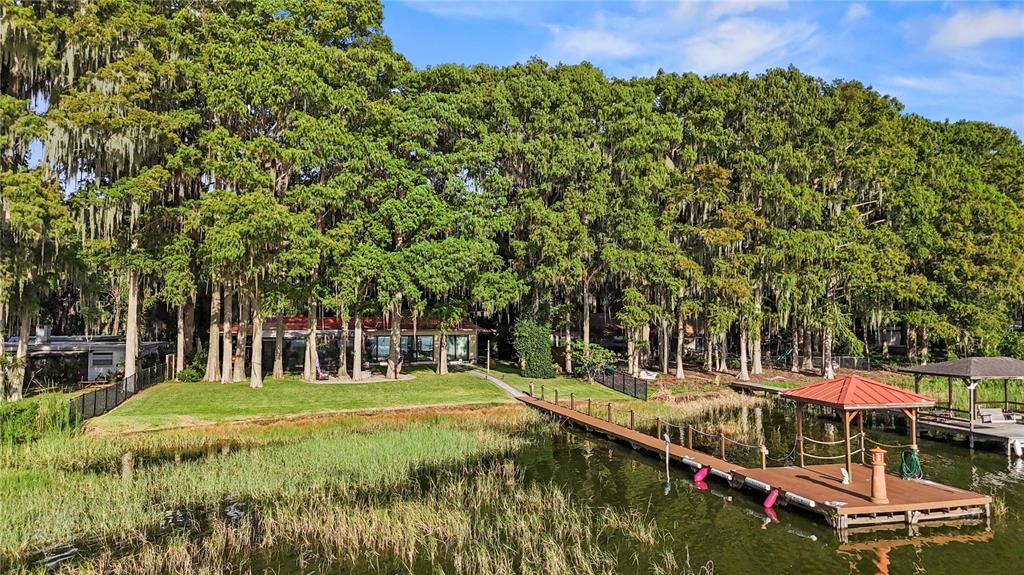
[{"x1": 519, "y1": 394, "x2": 991, "y2": 529}]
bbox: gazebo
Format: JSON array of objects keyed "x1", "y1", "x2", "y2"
[
  {"x1": 783, "y1": 375, "x2": 936, "y2": 482},
  {"x1": 901, "y1": 356, "x2": 1024, "y2": 448}
]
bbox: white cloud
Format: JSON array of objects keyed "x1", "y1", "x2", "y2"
[
  {"x1": 843, "y1": 3, "x2": 869, "y2": 26},
  {"x1": 929, "y1": 6, "x2": 1024, "y2": 49},
  {"x1": 548, "y1": 25, "x2": 643, "y2": 59},
  {"x1": 681, "y1": 17, "x2": 816, "y2": 73}
]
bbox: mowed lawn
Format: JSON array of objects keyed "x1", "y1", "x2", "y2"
[
  {"x1": 488, "y1": 363, "x2": 631, "y2": 401},
  {"x1": 93, "y1": 369, "x2": 513, "y2": 432}
]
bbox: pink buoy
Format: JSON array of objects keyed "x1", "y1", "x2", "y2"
[
  {"x1": 695, "y1": 480, "x2": 709, "y2": 491},
  {"x1": 764, "y1": 488, "x2": 780, "y2": 509},
  {"x1": 694, "y1": 466, "x2": 710, "y2": 482}
]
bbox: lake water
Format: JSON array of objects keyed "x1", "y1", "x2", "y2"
[{"x1": 515, "y1": 403, "x2": 1024, "y2": 575}]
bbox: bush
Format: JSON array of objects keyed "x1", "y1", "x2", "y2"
[
  {"x1": 0, "y1": 394, "x2": 76, "y2": 446},
  {"x1": 569, "y1": 340, "x2": 619, "y2": 376},
  {"x1": 177, "y1": 348, "x2": 208, "y2": 382},
  {"x1": 513, "y1": 318, "x2": 555, "y2": 378}
]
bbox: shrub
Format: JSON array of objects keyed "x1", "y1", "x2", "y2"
[
  {"x1": 177, "y1": 349, "x2": 208, "y2": 382},
  {"x1": 569, "y1": 340, "x2": 619, "y2": 376},
  {"x1": 0, "y1": 393, "x2": 75, "y2": 446},
  {"x1": 512, "y1": 318, "x2": 555, "y2": 378}
]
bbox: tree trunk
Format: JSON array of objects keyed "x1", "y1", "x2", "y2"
[
  {"x1": 675, "y1": 309, "x2": 685, "y2": 380},
  {"x1": 738, "y1": 326, "x2": 750, "y2": 381},
  {"x1": 10, "y1": 313, "x2": 30, "y2": 401},
  {"x1": 352, "y1": 314, "x2": 363, "y2": 381},
  {"x1": 175, "y1": 304, "x2": 186, "y2": 377},
  {"x1": 718, "y1": 332, "x2": 728, "y2": 373},
  {"x1": 250, "y1": 287, "x2": 264, "y2": 388},
  {"x1": 751, "y1": 326, "x2": 763, "y2": 375},
  {"x1": 204, "y1": 283, "x2": 221, "y2": 382},
  {"x1": 919, "y1": 326, "x2": 929, "y2": 364},
  {"x1": 563, "y1": 315, "x2": 572, "y2": 375},
  {"x1": 582, "y1": 278, "x2": 591, "y2": 350},
  {"x1": 124, "y1": 270, "x2": 140, "y2": 382},
  {"x1": 822, "y1": 327, "x2": 835, "y2": 379},
  {"x1": 626, "y1": 329, "x2": 635, "y2": 376},
  {"x1": 303, "y1": 299, "x2": 317, "y2": 382},
  {"x1": 221, "y1": 285, "x2": 234, "y2": 384},
  {"x1": 790, "y1": 318, "x2": 800, "y2": 373},
  {"x1": 438, "y1": 333, "x2": 449, "y2": 375},
  {"x1": 233, "y1": 293, "x2": 249, "y2": 382},
  {"x1": 801, "y1": 326, "x2": 814, "y2": 370},
  {"x1": 641, "y1": 323, "x2": 651, "y2": 371},
  {"x1": 183, "y1": 293, "x2": 195, "y2": 359},
  {"x1": 337, "y1": 306, "x2": 348, "y2": 379},
  {"x1": 273, "y1": 314, "x2": 284, "y2": 379},
  {"x1": 386, "y1": 298, "x2": 402, "y2": 379},
  {"x1": 659, "y1": 318, "x2": 669, "y2": 374}
]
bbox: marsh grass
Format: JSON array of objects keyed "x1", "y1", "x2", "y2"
[
  {"x1": 63, "y1": 462, "x2": 698, "y2": 575},
  {"x1": 0, "y1": 407, "x2": 534, "y2": 568}
]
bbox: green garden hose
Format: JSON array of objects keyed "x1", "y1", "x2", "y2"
[{"x1": 900, "y1": 449, "x2": 923, "y2": 480}]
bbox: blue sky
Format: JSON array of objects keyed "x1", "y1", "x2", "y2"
[{"x1": 383, "y1": 1, "x2": 1024, "y2": 134}]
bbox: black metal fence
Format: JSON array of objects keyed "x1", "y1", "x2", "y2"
[
  {"x1": 587, "y1": 366, "x2": 648, "y2": 400},
  {"x1": 69, "y1": 365, "x2": 166, "y2": 421}
]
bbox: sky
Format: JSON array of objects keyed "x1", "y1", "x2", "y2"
[{"x1": 382, "y1": 0, "x2": 1024, "y2": 134}]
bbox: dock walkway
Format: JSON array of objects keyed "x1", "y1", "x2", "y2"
[
  {"x1": 518, "y1": 394, "x2": 991, "y2": 530},
  {"x1": 728, "y1": 381, "x2": 788, "y2": 395}
]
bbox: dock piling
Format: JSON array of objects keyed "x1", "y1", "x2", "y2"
[
  {"x1": 630, "y1": 409, "x2": 635, "y2": 430},
  {"x1": 554, "y1": 389, "x2": 558, "y2": 406},
  {"x1": 570, "y1": 393, "x2": 575, "y2": 410},
  {"x1": 719, "y1": 433, "x2": 727, "y2": 460},
  {"x1": 657, "y1": 417, "x2": 662, "y2": 439},
  {"x1": 607, "y1": 403, "x2": 612, "y2": 423}
]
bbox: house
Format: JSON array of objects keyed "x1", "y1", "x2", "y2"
[
  {"x1": 2, "y1": 326, "x2": 164, "y2": 385},
  {"x1": 253, "y1": 316, "x2": 483, "y2": 374}
]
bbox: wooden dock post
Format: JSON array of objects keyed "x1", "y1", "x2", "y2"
[
  {"x1": 607, "y1": 403, "x2": 612, "y2": 423},
  {"x1": 687, "y1": 425, "x2": 693, "y2": 449},
  {"x1": 797, "y1": 403, "x2": 806, "y2": 467},
  {"x1": 858, "y1": 411, "x2": 866, "y2": 465},
  {"x1": 719, "y1": 433, "x2": 727, "y2": 461},
  {"x1": 541, "y1": 385, "x2": 545, "y2": 401},
  {"x1": 656, "y1": 417, "x2": 662, "y2": 439},
  {"x1": 630, "y1": 409, "x2": 635, "y2": 430},
  {"x1": 570, "y1": 393, "x2": 575, "y2": 410},
  {"x1": 529, "y1": 383, "x2": 534, "y2": 398},
  {"x1": 587, "y1": 398, "x2": 592, "y2": 416},
  {"x1": 760, "y1": 445, "x2": 767, "y2": 469},
  {"x1": 554, "y1": 389, "x2": 558, "y2": 406}
]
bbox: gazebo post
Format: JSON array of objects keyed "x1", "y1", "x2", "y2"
[
  {"x1": 843, "y1": 411, "x2": 855, "y2": 483},
  {"x1": 968, "y1": 378, "x2": 976, "y2": 449},
  {"x1": 796, "y1": 402, "x2": 805, "y2": 467},
  {"x1": 946, "y1": 376, "x2": 952, "y2": 413},
  {"x1": 901, "y1": 408, "x2": 918, "y2": 450},
  {"x1": 1005, "y1": 379, "x2": 1010, "y2": 412},
  {"x1": 858, "y1": 411, "x2": 865, "y2": 464},
  {"x1": 914, "y1": 374, "x2": 921, "y2": 394}
]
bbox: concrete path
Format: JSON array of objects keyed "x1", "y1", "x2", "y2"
[{"x1": 467, "y1": 369, "x2": 526, "y2": 398}]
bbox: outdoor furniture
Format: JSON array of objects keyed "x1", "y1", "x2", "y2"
[{"x1": 977, "y1": 407, "x2": 1019, "y2": 424}]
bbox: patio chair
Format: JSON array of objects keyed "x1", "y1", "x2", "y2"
[{"x1": 977, "y1": 407, "x2": 1020, "y2": 424}]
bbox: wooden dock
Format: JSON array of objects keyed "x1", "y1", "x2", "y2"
[
  {"x1": 729, "y1": 381, "x2": 787, "y2": 395},
  {"x1": 519, "y1": 394, "x2": 991, "y2": 530},
  {"x1": 917, "y1": 412, "x2": 1024, "y2": 454}
]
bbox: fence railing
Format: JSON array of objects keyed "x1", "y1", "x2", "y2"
[
  {"x1": 586, "y1": 366, "x2": 648, "y2": 401},
  {"x1": 69, "y1": 364, "x2": 166, "y2": 421}
]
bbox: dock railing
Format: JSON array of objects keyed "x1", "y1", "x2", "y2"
[{"x1": 529, "y1": 385, "x2": 774, "y2": 468}]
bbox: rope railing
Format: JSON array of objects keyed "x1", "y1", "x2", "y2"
[
  {"x1": 801, "y1": 432, "x2": 864, "y2": 446},
  {"x1": 863, "y1": 436, "x2": 916, "y2": 450},
  {"x1": 803, "y1": 449, "x2": 863, "y2": 461}
]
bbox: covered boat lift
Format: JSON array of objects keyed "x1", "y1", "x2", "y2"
[{"x1": 901, "y1": 357, "x2": 1024, "y2": 450}]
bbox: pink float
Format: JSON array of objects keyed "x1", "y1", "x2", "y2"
[
  {"x1": 764, "y1": 488, "x2": 780, "y2": 509},
  {"x1": 694, "y1": 466, "x2": 710, "y2": 482}
]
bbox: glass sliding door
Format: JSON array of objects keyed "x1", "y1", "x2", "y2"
[{"x1": 446, "y1": 335, "x2": 469, "y2": 362}]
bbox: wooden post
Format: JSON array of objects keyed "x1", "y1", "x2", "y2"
[
  {"x1": 1005, "y1": 379, "x2": 1010, "y2": 412},
  {"x1": 529, "y1": 383, "x2": 534, "y2": 398},
  {"x1": 797, "y1": 403, "x2": 805, "y2": 467},
  {"x1": 869, "y1": 447, "x2": 889, "y2": 504},
  {"x1": 486, "y1": 344, "x2": 491, "y2": 375},
  {"x1": 657, "y1": 417, "x2": 662, "y2": 439},
  {"x1": 947, "y1": 376, "x2": 953, "y2": 412},
  {"x1": 607, "y1": 402, "x2": 612, "y2": 423},
  {"x1": 687, "y1": 425, "x2": 693, "y2": 449},
  {"x1": 587, "y1": 398, "x2": 592, "y2": 416},
  {"x1": 760, "y1": 445, "x2": 767, "y2": 470},
  {"x1": 858, "y1": 411, "x2": 865, "y2": 465},
  {"x1": 902, "y1": 408, "x2": 918, "y2": 451},
  {"x1": 630, "y1": 409, "x2": 635, "y2": 430},
  {"x1": 554, "y1": 389, "x2": 558, "y2": 406},
  {"x1": 968, "y1": 381, "x2": 976, "y2": 448},
  {"x1": 843, "y1": 411, "x2": 854, "y2": 484},
  {"x1": 570, "y1": 393, "x2": 575, "y2": 410},
  {"x1": 719, "y1": 433, "x2": 727, "y2": 461}
]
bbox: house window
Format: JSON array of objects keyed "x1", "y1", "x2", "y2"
[
  {"x1": 368, "y1": 336, "x2": 391, "y2": 362},
  {"x1": 446, "y1": 335, "x2": 469, "y2": 362},
  {"x1": 92, "y1": 353, "x2": 114, "y2": 367},
  {"x1": 416, "y1": 335, "x2": 434, "y2": 361}
]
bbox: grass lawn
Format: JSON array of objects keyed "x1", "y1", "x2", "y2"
[
  {"x1": 487, "y1": 362, "x2": 631, "y2": 401},
  {"x1": 92, "y1": 368, "x2": 513, "y2": 432}
]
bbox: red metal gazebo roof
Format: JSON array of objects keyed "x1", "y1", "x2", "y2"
[{"x1": 782, "y1": 375, "x2": 936, "y2": 411}]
